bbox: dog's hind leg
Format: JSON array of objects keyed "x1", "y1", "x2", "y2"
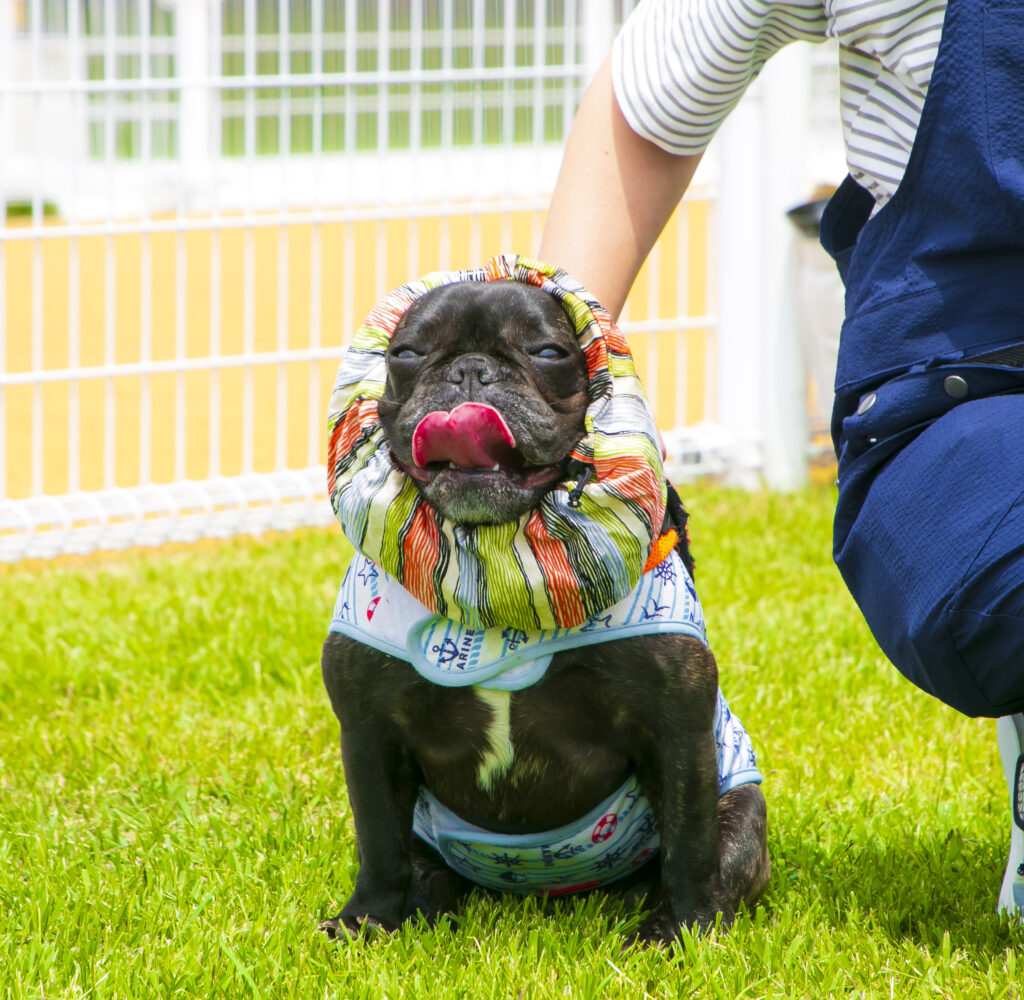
[
  {"x1": 409, "y1": 836, "x2": 473, "y2": 923},
  {"x1": 614, "y1": 784, "x2": 769, "y2": 937},
  {"x1": 717, "y1": 783, "x2": 770, "y2": 908}
]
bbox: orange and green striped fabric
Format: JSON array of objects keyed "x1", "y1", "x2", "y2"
[{"x1": 326, "y1": 254, "x2": 667, "y2": 632}]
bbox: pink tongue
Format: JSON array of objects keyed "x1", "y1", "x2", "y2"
[{"x1": 412, "y1": 402, "x2": 517, "y2": 468}]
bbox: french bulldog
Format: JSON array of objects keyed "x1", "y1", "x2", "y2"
[{"x1": 319, "y1": 280, "x2": 769, "y2": 946}]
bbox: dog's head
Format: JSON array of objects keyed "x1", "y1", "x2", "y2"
[
  {"x1": 327, "y1": 255, "x2": 669, "y2": 630},
  {"x1": 375, "y1": 282, "x2": 589, "y2": 525}
]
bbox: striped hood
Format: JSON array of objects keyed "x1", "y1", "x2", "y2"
[{"x1": 326, "y1": 254, "x2": 667, "y2": 631}]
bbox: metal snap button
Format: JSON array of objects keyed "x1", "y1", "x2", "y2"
[
  {"x1": 856, "y1": 392, "x2": 877, "y2": 415},
  {"x1": 943, "y1": 375, "x2": 969, "y2": 399}
]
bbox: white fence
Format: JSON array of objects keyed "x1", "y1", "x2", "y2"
[{"x1": 0, "y1": 0, "x2": 845, "y2": 562}]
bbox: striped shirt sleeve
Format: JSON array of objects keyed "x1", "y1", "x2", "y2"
[
  {"x1": 612, "y1": 0, "x2": 829, "y2": 155},
  {"x1": 832, "y1": 0, "x2": 945, "y2": 203}
]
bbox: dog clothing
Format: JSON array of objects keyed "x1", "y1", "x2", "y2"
[
  {"x1": 329, "y1": 549, "x2": 763, "y2": 893},
  {"x1": 411, "y1": 704, "x2": 759, "y2": 895},
  {"x1": 325, "y1": 254, "x2": 667, "y2": 633},
  {"x1": 329, "y1": 548, "x2": 708, "y2": 691}
]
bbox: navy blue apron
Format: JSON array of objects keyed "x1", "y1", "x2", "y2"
[{"x1": 819, "y1": 0, "x2": 1024, "y2": 716}]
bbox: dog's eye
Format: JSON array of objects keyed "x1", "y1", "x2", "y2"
[
  {"x1": 391, "y1": 346, "x2": 423, "y2": 360},
  {"x1": 529, "y1": 345, "x2": 569, "y2": 360}
]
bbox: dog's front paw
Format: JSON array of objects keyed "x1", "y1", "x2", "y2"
[
  {"x1": 319, "y1": 873, "x2": 463, "y2": 943},
  {"x1": 318, "y1": 911, "x2": 397, "y2": 942},
  {"x1": 631, "y1": 893, "x2": 734, "y2": 949}
]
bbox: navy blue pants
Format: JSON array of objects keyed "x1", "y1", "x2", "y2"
[{"x1": 836, "y1": 393, "x2": 1024, "y2": 717}]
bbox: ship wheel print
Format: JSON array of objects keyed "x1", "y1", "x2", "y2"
[{"x1": 591, "y1": 812, "x2": 619, "y2": 843}]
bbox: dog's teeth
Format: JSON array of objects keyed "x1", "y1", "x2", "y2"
[
  {"x1": 491, "y1": 464, "x2": 500, "y2": 472},
  {"x1": 449, "y1": 462, "x2": 458, "y2": 469}
]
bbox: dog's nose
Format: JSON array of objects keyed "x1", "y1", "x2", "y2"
[{"x1": 445, "y1": 354, "x2": 505, "y2": 387}]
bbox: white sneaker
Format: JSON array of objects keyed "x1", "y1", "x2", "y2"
[{"x1": 996, "y1": 713, "x2": 1024, "y2": 917}]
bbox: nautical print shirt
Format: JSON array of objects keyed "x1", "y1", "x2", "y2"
[
  {"x1": 329, "y1": 549, "x2": 763, "y2": 892},
  {"x1": 613, "y1": 0, "x2": 947, "y2": 206}
]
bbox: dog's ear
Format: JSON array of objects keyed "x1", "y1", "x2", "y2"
[{"x1": 665, "y1": 482, "x2": 696, "y2": 578}]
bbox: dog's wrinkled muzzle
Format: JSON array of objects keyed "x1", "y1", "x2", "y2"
[{"x1": 411, "y1": 402, "x2": 517, "y2": 469}]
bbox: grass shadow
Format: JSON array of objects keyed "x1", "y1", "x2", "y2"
[{"x1": 765, "y1": 824, "x2": 1022, "y2": 952}]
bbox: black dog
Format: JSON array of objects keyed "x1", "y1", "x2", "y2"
[{"x1": 320, "y1": 281, "x2": 769, "y2": 945}]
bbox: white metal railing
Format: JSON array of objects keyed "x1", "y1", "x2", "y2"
[{"x1": 1, "y1": 0, "x2": 844, "y2": 563}]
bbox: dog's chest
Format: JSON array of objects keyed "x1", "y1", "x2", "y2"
[
  {"x1": 399, "y1": 666, "x2": 636, "y2": 833},
  {"x1": 463, "y1": 685, "x2": 601, "y2": 797},
  {"x1": 418, "y1": 686, "x2": 541, "y2": 794},
  {"x1": 474, "y1": 688, "x2": 516, "y2": 791}
]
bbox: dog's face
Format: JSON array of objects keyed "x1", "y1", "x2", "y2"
[{"x1": 376, "y1": 282, "x2": 589, "y2": 524}]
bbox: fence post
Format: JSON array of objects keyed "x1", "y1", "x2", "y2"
[
  {"x1": 0, "y1": 0, "x2": 11, "y2": 509},
  {"x1": 0, "y1": 0, "x2": 12, "y2": 70},
  {"x1": 581, "y1": 0, "x2": 614, "y2": 84},
  {"x1": 714, "y1": 88, "x2": 767, "y2": 487},
  {"x1": 176, "y1": 0, "x2": 214, "y2": 207},
  {"x1": 758, "y1": 42, "x2": 813, "y2": 490},
  {"x1": 0, "y1": 0, "x2": 14, "y2": 167},
  {"x1": 715, "y1": 43, "x2": 813, "y2": 489}
]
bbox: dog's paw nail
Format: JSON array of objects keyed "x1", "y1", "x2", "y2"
[
  {"x1": 318, "y1": 916, "x2": 373, "y2": 943},
  {"x1": 318, "y1": 919, "x2": 342, "y2": 940}
]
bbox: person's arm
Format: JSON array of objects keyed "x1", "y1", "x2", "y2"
[{"x1": 538, "y1": 54, "x2": 702, "y2": 320}]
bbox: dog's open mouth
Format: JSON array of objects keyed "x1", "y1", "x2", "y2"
[
  {"x1": 397, "y1": 401, "x2": 565, "y2": 491},
  {"x1": 399, "y1": 459, "x2": 566, "y2": 491}
]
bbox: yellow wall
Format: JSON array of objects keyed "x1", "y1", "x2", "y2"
[{"x1": 2, "y1": 200, "x2": 713, "y2": 500}]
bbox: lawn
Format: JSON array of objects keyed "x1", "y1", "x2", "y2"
[{"x1": 1, "y1": 483, "x2": 1020, "y2": 999}]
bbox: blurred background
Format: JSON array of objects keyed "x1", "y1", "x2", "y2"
[{"x1": 0, "y1": 0, "x2": 847, "y2": 562}]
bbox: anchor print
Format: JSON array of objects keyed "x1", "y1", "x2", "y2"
[{"x1": 431, "y1": 637, "x2": 461, "y2": 664}]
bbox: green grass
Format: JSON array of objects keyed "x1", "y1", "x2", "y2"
[
  {"x1": 4, "y1": 201, "x2": 59, "y2": 220},
  {"x1": 1, "y1": 483, "x2": 1021, "y2": 999}
]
